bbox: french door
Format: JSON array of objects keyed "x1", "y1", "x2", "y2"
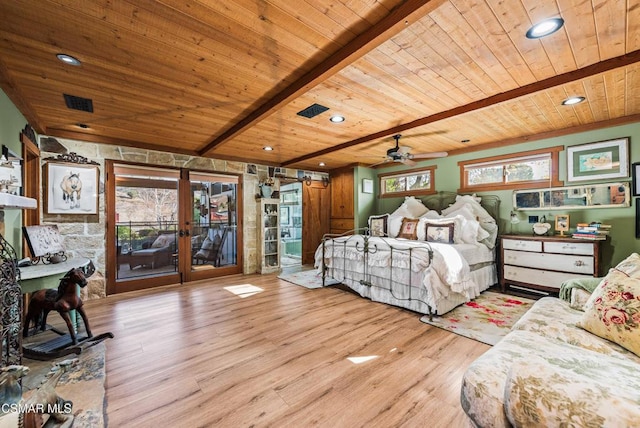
[{"x1": 106, "y1": 162, "x2": 242, "y2": 294}]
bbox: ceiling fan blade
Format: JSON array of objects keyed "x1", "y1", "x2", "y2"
[
  {"x1": 369, "y1": 159, "x2": 392, "y2": 167},
  {"x1": 410, "y1": 151, "x2": 448, "y2": 159},
  {"x1": 399, "y1": 158, "x2": 417, "y2": 166}
]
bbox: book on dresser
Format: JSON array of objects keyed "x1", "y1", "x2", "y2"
[{"x1": 572, "y1": 222, "x2": 611, "y2": 240}]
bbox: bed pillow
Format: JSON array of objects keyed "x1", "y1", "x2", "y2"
[
  {"x1": 424, "y1": 221, "x2": 455, "y2": 244},
  {"x1": 443, "y1": 205, "x2": 489, "y2": 244},
  {"x1": 613, "y1": 253, "x2": 640, "y2": 279},
  {"x1": 368, "y1": 214, "x2": 389, "y2": 237},
  {"x1": 388, "y1": 215, "x2": 404, "y2": 238},
  {"x1": 400, "y1": 196, "x2": 429, "y2": 218},
  {"x1": 397, "y1": 218, "x2": 420, "y2": 240},
  {"x1": 577, "y1": 269, "x2": 640, "y2": 357}
]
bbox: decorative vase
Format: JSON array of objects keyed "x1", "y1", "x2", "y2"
[{"x1": 260, "y1": 185, "x2": 273, "y2": 198}]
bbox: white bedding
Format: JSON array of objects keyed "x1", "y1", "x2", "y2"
[{"x1": 314, "y1": 235, "x2": 496, "y2": 315}]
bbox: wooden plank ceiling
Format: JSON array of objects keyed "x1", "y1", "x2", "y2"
[{"x1": 0, "y1": 0, "x2": 638, "y2": 172}]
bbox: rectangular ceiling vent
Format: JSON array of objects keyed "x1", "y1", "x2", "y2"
[
  {"x1": 296, "y1": 103, "x2": 328, "y2": 119},
  {"x1": 63, "y1": 94, "x2": 94, "y2": 113}
]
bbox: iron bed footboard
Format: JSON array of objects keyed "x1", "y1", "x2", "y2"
[{"x1": 320, "y1": 228, "x2": 436, "y2": 320}]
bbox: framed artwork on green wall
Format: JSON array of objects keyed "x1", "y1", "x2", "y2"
[{"x1": 567, "y1": 138, "x2": 629, "y2": 182}]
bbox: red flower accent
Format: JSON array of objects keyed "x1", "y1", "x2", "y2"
[
  {"x1": 487, "y1": 318, "x2": 506, "y2": 326},
  {"x1": 449, "y1": 318, "x2": 460, "y2": 323},
  {"x1": 484, "y1": 308, "x2": 501, "y2": 315},
  {"x1": 621, "y1": 292, "x2": 635, "y2": 301},
  {"x1": 602, "y1": 307, "x2": 629, "y2": 326},
  {"x1": 466, "y1": 302, "x2": 481, "y2": 308},
  {"x1": 505, "y1": 299, "x2": 524, "y2": 305}
]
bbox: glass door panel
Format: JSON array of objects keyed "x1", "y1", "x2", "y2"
[
  {"x1": 113, "y1": 165, "x2": 180, "y2": 288},
  {"x1": 185, "y1": 171, "x2": 241, "y2": 281}
]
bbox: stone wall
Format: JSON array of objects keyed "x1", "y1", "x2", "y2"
[{"x1": 39, "y1": 137, "x2": 303, "y2": 300}]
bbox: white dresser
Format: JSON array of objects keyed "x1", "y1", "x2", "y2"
[{"x1": 500, "y1": 235, "x2": 603, "y2": 294}]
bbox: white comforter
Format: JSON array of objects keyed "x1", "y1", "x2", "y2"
[{"x1": 314, "y1": 235, "x2": 486, "y2": 309}]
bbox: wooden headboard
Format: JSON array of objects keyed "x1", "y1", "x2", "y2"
[{"x1": 419, "y1": 191, "x2": 501, "y2": 224}]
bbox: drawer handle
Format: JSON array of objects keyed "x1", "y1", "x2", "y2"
[{"x1": 574, "y1": 260, "x2": 584, "y2": 266}]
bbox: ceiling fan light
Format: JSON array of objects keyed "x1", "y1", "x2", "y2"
[
  {"x1": 329, "y1": 115, "x2": 345, "y2": 123},
  {"x1": 56, "y1": 53, "x2": 81, "y2": 66},
  {"x1": 526, "y1": 18, "x2": 564, "y2": 39},
  {"x1": 561, "y1": 96, "x2": 585, "y2": 106}
]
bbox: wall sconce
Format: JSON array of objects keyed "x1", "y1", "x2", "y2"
[{"x1": 510, "y1": 211, "x2": 520, "y2": 224}]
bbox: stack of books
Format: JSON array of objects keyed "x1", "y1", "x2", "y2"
[{"x1": 572, "y1": 222, "x2": 611, "y2": 240}]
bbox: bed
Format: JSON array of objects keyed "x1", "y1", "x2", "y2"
[{"x1": 314, "y1": 191, "x2": 501, "y2": 318}]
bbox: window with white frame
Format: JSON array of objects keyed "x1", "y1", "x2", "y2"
[
  {"x1": 459, "y1": 146, "x2": 563, "y2": 192},
  {"x1": 379, "y1": 166, "x2": 436, "y2": 197}
]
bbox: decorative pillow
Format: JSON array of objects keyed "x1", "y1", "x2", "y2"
[
  {"x1": 613, "y1": 253, "x2": 640, "y2": 279},
  {"x1": 368, "y1": 214, "x2": 389, "y2": 237},
  {"x1": 578, "y1": 269, "x2": 640, "y2": 357},
  {"x1": 151, "y1": 234, "x2": 174, "y2": 248},
  {"x1": 400, "y1": 196, "x2": 429, "y2": 218},
  {"x1": 390, "y1": 204, "x2": 413, "y2": 218},
  {"x1": 424, "y1": 222, "x2": 455, "y2": 243},
  {"x1": 418, "y1": 216, "x2": 463, "y2": 243},
  {"x1": 195, "y1": 233, "x2": 222, "y2": 260},
  {"x1": 397, "y1": 218, "x2": 419, "y2": 240}
]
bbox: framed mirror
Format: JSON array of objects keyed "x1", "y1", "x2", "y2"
[{"x1": 513, "y1": 182, "x2": 630, "y2": 210}]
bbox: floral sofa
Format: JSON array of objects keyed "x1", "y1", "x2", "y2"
[{"x1": 461, "y1": 253, "x2": 640, "y2": 427}]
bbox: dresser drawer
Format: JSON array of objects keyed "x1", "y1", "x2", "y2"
[
  {"x1": 544, "y1": 241, "x2": 594, "y2": 256},
  {"x1": 503, "y1": 250, "x2": 594, "y2": 275},
  {"x1": 503, "y1": 265, "x2": 593, "y2": 290},
  {"x1": 502, "y1": 238, "x2": 542, "y2": 252}
]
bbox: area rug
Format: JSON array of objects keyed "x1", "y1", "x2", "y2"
[
  {"x1": 278, "y1": 268, "x2": 340, "y2": 289},
  {"x1": 420, "y1": 291, "x2": 535, "y2": 345},
  {"x1": 12, "y1": 334, "x2": 108, "y2": 427}
]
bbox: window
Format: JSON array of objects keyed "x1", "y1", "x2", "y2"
[
  {"x1": 379, "y1": 166, "x2": 436, "y2": 198},
  {"x1": 459, "y1": 146, "x2": 563, "y2": 192}
]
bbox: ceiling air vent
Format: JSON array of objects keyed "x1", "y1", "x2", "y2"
[
  {"x1": 63, "y1": 94, "x2": 94, "y2": 113},
  {"x1": 297, "y1": 103, "x2": 328, "y2": 119}
]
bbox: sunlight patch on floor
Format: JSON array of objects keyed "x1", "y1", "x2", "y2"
[
  {"x1": 347, "y1": 355, "x2": 379, "y2": 364},
  {"x1": 224, "y1": 284, "x2": 264, "y2": 298}
]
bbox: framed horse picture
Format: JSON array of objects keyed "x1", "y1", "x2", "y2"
[{"x1": 44, "y1": 161, "x2": 99, "y2": 215}]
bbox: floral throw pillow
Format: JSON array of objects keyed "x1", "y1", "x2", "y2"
[{"x1": 578, "y1": 269, "x2": 640, "y2": 357}]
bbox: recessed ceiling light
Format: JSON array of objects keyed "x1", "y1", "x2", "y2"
[
  {"x1": 329, "y1": 115, "x2": 345, "y2": 123},
  {"x1": 76, "y1": 123, "x2": 89, "y2": 129},
  {"x1": 263, "y1": 146, "x2": 273, "y2": 151},
  {"x1": 526, "y1": 18, "x2": 564, "y2": 39},
  {"x1": 319, "y1": 162, "x2": 326, "y2": 166},
  {"x1": 56, "y1": 53, "x2": 81, "y2": 66},
  {"x1": 461, "y1": 139, "x2": 470, "y2": 143},
  {"x1": 561, "y1": 96, "x2": 585, "y2": 106}
]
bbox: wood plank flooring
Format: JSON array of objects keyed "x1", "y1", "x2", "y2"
[{"x1": 84, "y1": 272, "x2": 490, "y2": 427}]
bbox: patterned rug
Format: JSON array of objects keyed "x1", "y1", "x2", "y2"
[
  {"x1": 420, "y1": 291, "x2": 535, "y2": 345},
  {"x1": 277, "y1": 268, "x2": 340, "y2": 289}
]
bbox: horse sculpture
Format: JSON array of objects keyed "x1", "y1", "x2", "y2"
[
  {"x1": 23, "y1": 268, "x2": 92, "y2": 345},
  {"x1": 60, "y1": 172, "x2": 82, "y2": 209}
]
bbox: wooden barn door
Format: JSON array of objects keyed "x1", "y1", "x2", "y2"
[{"x1": 301, "y1": 181, "x2": 331, "y2": 265}]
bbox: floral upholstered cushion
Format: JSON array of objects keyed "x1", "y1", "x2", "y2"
[
  {"x1": 578, "y1": 269, "x2": 640, "y2": 357},
  {"x1": 511, "y1": 297, "x2": 640, "y2": 362},
  {"x1": 504, "y1": 355, "x2": 640, "y2": 427},
  {"x1": 613, "y1": 252, "x2": 640, "y2": 278}
]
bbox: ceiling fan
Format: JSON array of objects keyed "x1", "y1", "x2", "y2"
[{"x1": 368, "y1": 134, "x2": 448, "y2": 167}]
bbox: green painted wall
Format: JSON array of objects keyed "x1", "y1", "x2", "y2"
[
  {"x1": 364, "y1": 122, "x2": 640, "y2": 269},
  {"x1": 0, "y1": 90, "x2": 29, "y2": 251},
  {"x1": 353, "y1": 166, "x2": 377, "y2": 230}
]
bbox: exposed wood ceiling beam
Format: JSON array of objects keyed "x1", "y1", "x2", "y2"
[
  {"x1": 282, "y1": 49, "x2": 640, "y2": 167},
  {"x1": 197, "y1": 0, "x2": 446, "y2": 157}
]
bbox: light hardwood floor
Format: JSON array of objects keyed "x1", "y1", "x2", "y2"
[{"x1": 85, "y1": 272, "x2": 490, "y2": 427}]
